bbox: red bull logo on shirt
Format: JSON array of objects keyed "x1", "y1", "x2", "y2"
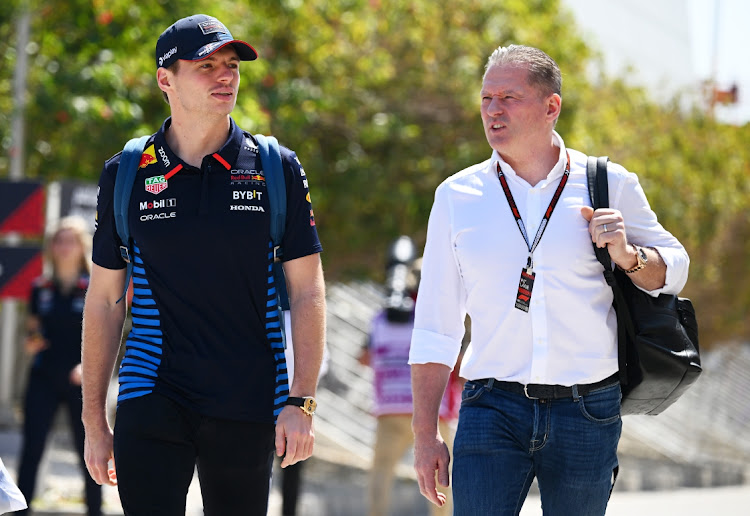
[
  {"x1": 139, "y1": 145, "x2": 158, "y2": 169},
  {"x1": 145, "y1": 175, "x2": 168, "y2": 195},
  {"x1": 230, "y1": 169, "x2": 265, "y2": 185}
]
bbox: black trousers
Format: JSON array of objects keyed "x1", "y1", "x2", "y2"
[
  {"x1": 281, "y1": 459, "x2": 304, "y2": 516},
  {"x1": 16, "y1": 368, "x2": 102, "y2": 516},
  {"x1": 113, "y1": 393, "x2": 275, "y2": 516}
]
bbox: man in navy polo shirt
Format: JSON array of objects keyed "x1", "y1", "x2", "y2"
[{"x1": 81, "y1": 15, "x2": 326, "y2": 515}]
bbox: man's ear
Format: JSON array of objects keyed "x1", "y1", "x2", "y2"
[
  {"x1": 546, "y1": 93, "x2": 562, "y2": 121},
  {"x1": 156, "y1": 68, "x2": 172, "y2": 96}
]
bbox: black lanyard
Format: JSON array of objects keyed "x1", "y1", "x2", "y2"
[{"x1": 496, "y1": 152, "x2": 570, "y2": 273}]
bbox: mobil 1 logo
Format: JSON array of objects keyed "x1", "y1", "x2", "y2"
[{"x1": 140, "y1": 198, "x2": 177, "y2": 211}]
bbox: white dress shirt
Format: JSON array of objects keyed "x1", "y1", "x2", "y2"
[{"x1": 409, "y1": 132, "x2": 689, "y2": 386}]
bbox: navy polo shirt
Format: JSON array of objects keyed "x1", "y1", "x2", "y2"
[
  {"x1": 29, "y1": 275, "x2": 88, "y2": 378},
  {"x1": 92, "y1": 117, "x2": 322, "y2": 423}
]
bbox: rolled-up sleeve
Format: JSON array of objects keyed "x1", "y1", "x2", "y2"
[
  {"x1": 612, "y1": 166, "x2": 690, "y2": 296},
  {"x1": 409, "y1": 184, "x2": 466, "y2": 368}
]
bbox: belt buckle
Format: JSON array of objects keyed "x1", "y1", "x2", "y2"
[{"x1": 523, "y1": 384, "x2": 539, "y2": 400}]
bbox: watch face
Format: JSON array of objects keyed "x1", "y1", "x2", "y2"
[
  {"x1": 303, "y1": 397, "x2": 317, "y2": 414},
  {"x1": 638, "y1": 247, "x2": 648, "y2": 263}
]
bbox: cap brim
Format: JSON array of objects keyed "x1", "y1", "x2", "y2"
[{"x1": 185, "y1": 40, "x2": 258, "y2": 62}]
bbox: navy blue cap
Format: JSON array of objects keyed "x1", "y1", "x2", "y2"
[{"x1": 155, "y1": 14, "x2": 258, "y2": 69}]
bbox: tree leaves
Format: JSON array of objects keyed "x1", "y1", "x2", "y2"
[{"x1": 1, "y1": 0, "x2": 748, "y2": 343}]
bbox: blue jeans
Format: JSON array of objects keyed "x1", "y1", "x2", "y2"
[{"x1": 452, "y1": 380, "x2": 622, "y2": 516}]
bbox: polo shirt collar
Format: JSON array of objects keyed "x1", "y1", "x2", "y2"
[
  {"x1": 152, "y1": 116, "x2": 244, "y2": 174},
  {"x1": 212, "y1": 117, "x2": 244, "y2": 170}
]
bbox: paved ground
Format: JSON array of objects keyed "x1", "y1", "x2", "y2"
[
  {"x1": 523, "y1": 486, "x2": 750, "y2": 516},
  {"x1": 2, "y1": 424, "x2": 749, "y2": 516}
]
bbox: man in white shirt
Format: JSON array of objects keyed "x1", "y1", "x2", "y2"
[{"x1": 409, "y1": 45, "x2": 689, "y2": 516}]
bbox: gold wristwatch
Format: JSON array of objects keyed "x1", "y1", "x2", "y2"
[
  {"x1": 285, "y1": 396, "x2": 317, "y2": 416},
  {"x1": 622, "y1": 244, "x2": 648, "y2": 274}
]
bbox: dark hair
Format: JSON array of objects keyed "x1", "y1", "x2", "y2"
[
  {"x1": 161, "y1": 60, "x2": 180, "y2": 104},
  {"x1": 484, "y1": 44, "x2": 562, "y2": 97}
]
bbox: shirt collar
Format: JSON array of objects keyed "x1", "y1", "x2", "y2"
[
  {"x1": 488, "y1": 131, "x2": 568, "y2": 185},
  {"x1": 152, "y1": 116, "x2": 244, "y2": 174}
]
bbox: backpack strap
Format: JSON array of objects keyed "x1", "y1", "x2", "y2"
[
  {"x1": 255, "y1": 135, "x2": 286, "y2": 255},
  {"x1": 585, "y1": 156, "x2": 636, "y2": 387},
  {"x1": 252, "y1": 134, "x2": 292, "y2": 418},
  {"x1": 254, "y1": 134, "x2": 290, "y2": 312},
  {"x1": 114, "y1": 135, "x2": 150, "y2": 304}
]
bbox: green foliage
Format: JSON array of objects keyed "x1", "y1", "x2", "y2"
[
  {"x1": 1, "y1": 0, "x2": 748, "y2": 343},
  {"x1": 0, "y1": 0, "x2": 268, "y2": 182},
  {"x1": 248, "y1": 0, "x2": 590, "y2": 276},
  {"x1": 566, "y1": 72, "x2": 750, "y2": 343}
]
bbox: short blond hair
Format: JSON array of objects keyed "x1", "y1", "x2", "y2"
[{"x1": 484, "y1": 44, "x2": 562, "y2": 97}]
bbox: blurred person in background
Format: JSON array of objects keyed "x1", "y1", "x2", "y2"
[
  {"x1": 359, "y1": 236, "x2": 462, "y2": 516},
  {"x1": 16, "y1": 216, "x2": 101, "y2": 516}
]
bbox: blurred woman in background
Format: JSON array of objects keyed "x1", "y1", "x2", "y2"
[{"x1": 16, "y1": 216, "x2": 101, "y2": 516}]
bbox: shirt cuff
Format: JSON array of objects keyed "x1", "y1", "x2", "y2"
[
  {"x1": 409, "y1": 328, "x2": 462, "y2": 369},
  {"x1": 643, "y1": 245, "x2": 689, "y2": 296}
]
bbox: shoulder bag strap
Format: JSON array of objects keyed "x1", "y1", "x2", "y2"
[
  {"x1": 586, "y1": 155, "x2": 634, "y2": 386},
  {"x1": 587, "y1": 156, "x2": 614, "y2": 270}
]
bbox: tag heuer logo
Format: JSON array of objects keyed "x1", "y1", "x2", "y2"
[{"x1": 145, "y1": 175, "x2": 168, "y2": 195}]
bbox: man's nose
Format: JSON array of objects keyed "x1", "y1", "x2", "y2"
[
  {"x1": 486, "y1": 97, "x2": 504, "y2": 116},
  {"x1": 218, "y1": 65, "x2": 234, "y2": 82}
]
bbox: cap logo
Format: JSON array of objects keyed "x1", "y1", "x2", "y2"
[
  {"x1": 198, "y1": 42, "x2": 222, "y2": 57},
  {"x1": 198, "y1": 19, "x2": 227, "y2": 35},
  {"x1": 159, "y1": 47, "x2": 177, "y2": 67}
]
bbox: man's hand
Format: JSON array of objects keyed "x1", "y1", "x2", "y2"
[
  {"x1": 411, "y1": 362, "x2": 453, "y2": 506},
  {"x1": 275, "y1": 405, "x2": 314, "y2": 468},
  {"x1": 413, "y1": 432, "x2": 450, "y2": 507},
  {"x1": 24, "y1": 334, "x2": 48, "y2": 355},
  {"x1": 581, "y1": 205, "x2": 668, "y2": 290},
  {"x1": 69, "y1": 364, "x2": 82, "y2": 386},
  {"x1": 581, "y1": 206, "x2": 636, "y2": 269},
  {"x1": 83, "y1": 424, "x2": 117, "y2": 486}
]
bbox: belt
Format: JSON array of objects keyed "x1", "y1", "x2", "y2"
[{"x1": 474, "y1": 372, "x2": 619, "y2": 400}]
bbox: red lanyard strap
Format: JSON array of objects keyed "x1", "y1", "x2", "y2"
[{"x1": 496, "y1": 152, "x2": 570, "y2": 270}]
